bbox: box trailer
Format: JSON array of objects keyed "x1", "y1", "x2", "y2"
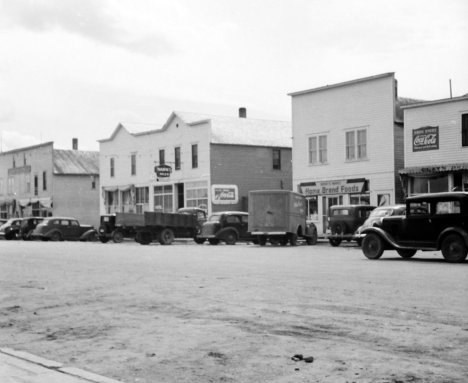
[{"x1": 248, "y1": 190, "x2": 318, "y2": 246}]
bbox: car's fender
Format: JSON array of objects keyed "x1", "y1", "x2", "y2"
[
  {"x1": 44, "y1": 229, "x2": 63, "y2": 239},
  {"x1": 81, "y1": 229, "x2": 97, "y2": 241},
  {"x1": 304, "y1": 223, "x2": 317, "y2": 237},
  {"x1": 360, "y1": 227, "x2": 399, "y2": 249},
  {"x1": 437, "y1": 227, "x2": 468, "y2": 250},
  {"x1": 215, "y1": 227, "x2": 240, "y2": 240}
]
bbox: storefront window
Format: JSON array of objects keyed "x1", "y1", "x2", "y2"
[
  {"x1": 429, "y1": 176, "x2": 448, "y2": 193},
  {"x1": 154, "y1": 185, "x2": 173, "y2": 212},
  {"x1": 186, "y1": 181, "x2": 208, "y2": 211},
  {"x1": 350, "y1": 193, "x2": 370, "y2": 205},
  {"x1": 121, "y1": 190, "x2": 134, "y2": 212},
  {"x1": 306, "y1": 197, "x2": 318, "y2": 221},
  {"x1": 135, "y1": 186, "x2": 149, "y2": 214}
]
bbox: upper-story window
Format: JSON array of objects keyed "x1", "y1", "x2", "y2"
[
  {"x1": 462, "y1": 114, "x2": 468, "y2": 147},
  {"x1": 43, "y1": 171, "x2": 47, "y2": 191},
  {"x1": 13, "y1": 157, "x2": 15, "y2": 168},
  {"x1": 91, "y1": 176, "x2": 96, "y2": 189},
  {"x1": 24, "y1": 154, "x2": 27, "y2": 166},
  {"x1": 159, "y1": 149, "x2": 165, "y2": 165},
  {"x1": 308, "y1": 134, "x2": 328, "y2": 165},
  {"x1": 192, "y1": 144, "x2": 198, "y2": 168},
  {"x1": 273, "y1": 149, "x2": 281, "y2": 170},
  {"x1": 110, "y1": 158, "x2": 115, "y2": 177},
  {"x1": 0, "y1": 178, "x2": 3, "y2": 195},
  {"x1": 175, "y1": 147, "x2": 181, "y2": 170},
  {"x1": 346, "y1": 128, "x2": 367, "y2": 161},
  {"x1": 131, "y1": 154, "x2": 136, "y2": 175}
]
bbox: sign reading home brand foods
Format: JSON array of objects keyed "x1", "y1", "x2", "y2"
[
  {"x1": 413, "y1": 126, "x2": 439, "y2": 152},
  {"x1": 211, "y1": 184, "x2": 238, "y2": 204},
  {"x1": 300, "y1": 179, "x2": 366, "y2": 196},
  {"x1": 154, "y1": 165, "x2": 172, "y2": 177}
]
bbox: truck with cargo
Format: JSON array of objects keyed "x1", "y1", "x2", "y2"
[
  {"x1": 115, "y1": 210, "x2": 201, "y2": 245},
  {"x1": 248, "y1": 190, "x2": 318, "y2": 246}
]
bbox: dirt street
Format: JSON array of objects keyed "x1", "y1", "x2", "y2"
[{"x1": 1, "y1": 240, "x2": 467, "y2": 383}]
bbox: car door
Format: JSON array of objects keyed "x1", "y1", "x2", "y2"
[
  {"x1": 225, "y1": 215, "x2": 243, "y2": 238},
  {"x1": 59, "y1": 220, "x2": 71, "y2": 239},
  {"x1": 400, "y1": 202, "x2": 437, "y2": 247},
  {"x1": 69, "y1": 220, "x2": 82, "y2": 239}
]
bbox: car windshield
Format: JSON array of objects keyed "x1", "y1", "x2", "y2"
[
  {"x1": 370, "y1": 209, "x2": 393, "y2": 218},
  {"x1": 209, "y1": 214, "x2": 221, "y2": 222}
]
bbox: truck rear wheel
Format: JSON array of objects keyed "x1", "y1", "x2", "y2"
[
  {"x1": 158, "y1": 229, "x2": 174, "y2": 245},
  {"x1": 305, "y1": 229, "x2": 318, "y2": 245},
  {"x1": 290, "y1": 234, "x2": 298, "y2": 246},
  {"x1": 113, "y1": 231, "x2": 124, "y2": 243}
]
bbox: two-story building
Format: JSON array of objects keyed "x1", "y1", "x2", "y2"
[
  {"x1": 0, "y1": 139, "x2": 100, "y2": 227},
  {"x1": 399, "y1": 94, "x2": 468, "y2": 194},
  {"x1": 98, "y1": 109, "x2": 292, "y2": 216},
  {"x1": 289, "y1": 73, "x2": 421, "y2": 235}
]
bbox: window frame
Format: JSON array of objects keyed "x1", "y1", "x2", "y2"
[
  {"x1": 462, "y1": 113, "x2": 468, "y2": 147},
  {"x1": 159, "y1": 149, "x2": 165, "y2": 165},
  {"x1": 273, "y1": 149, "x2": 281, "y2": 170},
  {"x1": 345, "y1": 128, "x2": 368, "y2": 161},
  {"x1": 43, "y1": 171, "x2": 47, "y2": 191},
  {"x1": 110, "y1": 158, "x2": 115, "y2": 177},
  {"x1": 175, "y1": 147, "x2": 181, "y2": 170},
  {"x1": 192, "y1": 144, "x2": 198, "y2": 169},
  {"x1": 131, "y1": 153, "x2": 136, "y2": 176},
  {"x1": 308, "y1": 133, "x2": 328, "y2": 165}
]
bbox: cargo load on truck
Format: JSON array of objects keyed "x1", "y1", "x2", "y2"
[{"x1": 248, "y1": 190, "x2": 318, "y2": 246}]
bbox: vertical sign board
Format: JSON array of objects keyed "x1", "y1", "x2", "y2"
[
  {"x1": 211, "y1": 185, "x2": 238, "y2": 204},
  {"x1": 413, "y1": 126, "x2": 439, "y2": 152}
]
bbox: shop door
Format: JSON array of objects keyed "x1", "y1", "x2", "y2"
[
  {"x1": 322, "y1": 196, "x2": 342, "y2": 234},
  {"x1": 176, "y1": 183, "x2": 184, "y2": 210}
]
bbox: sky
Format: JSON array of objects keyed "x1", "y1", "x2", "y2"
[{"x1": 0, "y1": 0, "x2": 467, "y2": 152}]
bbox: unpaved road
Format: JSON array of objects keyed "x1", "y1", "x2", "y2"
[{"x1": 1, "y1": 240, "x2": 467, "y2": 383}]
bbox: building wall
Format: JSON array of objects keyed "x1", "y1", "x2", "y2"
[
  {"x1": 210, "y1": 144, "x2": 292, "y2": 212},
  {"x1": 291, "y1": 74, "x2": 398, "y2": 205},
  {"x1": 53, "y1": 175, "x2": 100, "y2": 227},
  {"x1": 404, "y1": 99, "x2": 468, "y2": 167},
  {"x1": 393, "y1": 124, "x2": 405, "y2": 203}
]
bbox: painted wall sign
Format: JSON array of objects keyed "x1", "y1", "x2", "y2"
[
  {"x1": 300, "y1": 179, "x2": 366, "y2": 196},
  {"x1": 413, "y1": 126, "x2": 439, "y2": 152},
  {"x1": 211, "y1": 184, "x2": 238, "y2": 204},
  {"x1": 154, "y1": 165, "x2": 172, "y2": 177}
]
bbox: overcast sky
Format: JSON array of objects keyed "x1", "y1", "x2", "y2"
[{"x1": 0, "y1": 0, "x2": 467, "y2": 152}]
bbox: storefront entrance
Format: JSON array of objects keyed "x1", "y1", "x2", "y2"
[{"x1": 322, "y1": 195, "x2": 342, "y2": 234}]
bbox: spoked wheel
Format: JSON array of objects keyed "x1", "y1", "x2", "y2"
[
  {"x1": 208, "y1": 238, "x2": 220, "y2": 245},
  {"x1": 158, "y1": 229, "x2": 174, "y2": 245},
  {"x1": 224, "y1": 232, "x2": 238, "y2": 245},
  {"x1": 396, "y1": 249, "x2": 417, "y2": 259},
  {"x1": 305, "y1": 230, "x2": 318, "y2": 245},
  {"x1": 362, "y1": 233, "x2": 384, "y2": 259},
  {"x1": 112, "y1": 231, "x2": 124, "y2": 243},
  {"x1": 441, "y1": 234, "x2": 468, "y2": 263},
  {"x1": 329, "y1": 238, "x2": 342, "y2": 247}
]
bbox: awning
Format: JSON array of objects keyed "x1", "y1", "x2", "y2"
[
  {"x1": 101, "y1": 185, "x2": 134, "y2": 192},
  {"x1": 0, "y1": 198, "x2": 15, "y2": 208},
  {"x1": 18, "y1": 197, "x2": 53, "y2": 208},
  {"x1": 399, "y1": 163, "x2": 468, "y2": 178}
]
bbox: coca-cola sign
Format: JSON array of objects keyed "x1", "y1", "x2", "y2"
[
  {"x1": 413, "y1": 126, "x2": 439, "y2": 152},
  {"x1": 211, "y1": 184, "x2": 238, "y2": 205}
]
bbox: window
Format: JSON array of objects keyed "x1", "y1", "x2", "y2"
[
  {"x1": 121, "y1": 190, "x2": 133, "y2": 212},
  {"x1": 110, "y1": 158, "x2": 115, "y2": 177},
  {"x1": 26, "y1": 175, "x2": 30, "y2": 193},
  {"x1": 106, "y1": 190, "x2": 119, "y2": 213},
  {"x1": 43, "y1": 171, "x2": 47, "y2": 191},
  {"x1": 154, "y1": 185, "x2": 173, "y2": 212},
  {"x1": 226, "y1": 216, "x2": 240, "y2": 223},
  {"x1": 273, "y1": 149, "x2": 281, "y2": 170},
  {"x1": 91, "y1": 176, "x2": 96, "y2": 189},
  {"x1": 34, "y1": 176, "x2": 38, "y2": 196},
  {"x1": 192, "y1": 144, "x2": 198, "y2": 168},
  {"x1": 175, "y1": 147, "x2": 181, "y2": 170},
  {"x1": 346, "y1": 129, "x2": 367, "y2": 161},
  {"x1": 136, "y1": 186, "x2": 149, "y2": 213},
  {"x1": 462, "y1": 114, "x2": 468, "y2": 147},
  {"x1": 8, "y1": 177, "x2": 14, "y2": 195},
  {"x1": 13, "y1": 157, "x2": 15, "y2": 168},
  {"x1": 0, "y1": 205, "x2": 7, "y2": 219},
  {"x1": 436, "y1": 201, "x2": 460, "y2": 214},
  {"x1": 131, "y1": 154, "x2": 136, "y2": 175},
  {"x1": 308, "y1": 135, "x2": 328, "y2": 164},
  {"x1": 186, "y1": 181, "x2": 208, "y2": 211},
  {"x1": 159, "y1": 149, "x2": 165, "y2": 165}
]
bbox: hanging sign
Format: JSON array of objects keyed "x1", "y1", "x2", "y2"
[
  {"x1": 413, "y1": 126, "x2": 439, "y2": 152},
  {"x1": 154, "y1": 165, "x2": 172, "y2": 177}
]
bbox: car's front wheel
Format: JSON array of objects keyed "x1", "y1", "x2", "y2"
[
  {"x1": 396, "y1": 249, "x2": 417, "y2": 259},
  {"x1": 305, "y1": 229, "x2": 318, "y2": 245},
  {"x1": 362, "y1": 233, "x2": 384, "y2": 259},
  {"x1": 441, "y1": 234, "x2": 468, "y2": 263},
  {"x1": 224, "y1": 232, "x2": 237, "y2": 245}
]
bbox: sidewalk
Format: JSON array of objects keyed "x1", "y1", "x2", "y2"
[{"x1": 0, "y1": 348, "x2": 124, "y2": 383}]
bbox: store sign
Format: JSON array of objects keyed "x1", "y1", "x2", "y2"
[
  {"x1": 413, "y1": 126, "x2": 439, "y2": 152},
  {"x1": 211, "y1": 184, "x2": 238, "y2": 204},
  {"x1": 154, "y1": 165, "x2": 172, "y2": 177},
  {"x1": 300, "y1": 179, "x2": 366, "y2": 196}
]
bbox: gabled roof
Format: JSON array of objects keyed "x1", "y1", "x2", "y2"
[
  {"x1": 53, "y1": 149, "x2": 99, "y2": 175},
  {"x1": 99, "y1": 112, "x2": 292, "y2": 149}
]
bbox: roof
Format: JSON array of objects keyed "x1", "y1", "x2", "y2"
[
  {"x1": 0, "y1": 142, "x2": 53, "y2": 156},
  {"x1": 401, "y1": 94, "x2": 468, "y2": 109},
  {"x1": 288, "y1": 72, "x2": 394, "y2": 97},
  {"x1": 53, "y1": 150, "x2": 99, "y2": 175},
  {"x1": 100, "y1": 112, "x2": 292, "y2": 149},
  {"x1": 395, "y1": 97, "x2": 427, "y2": 122}
]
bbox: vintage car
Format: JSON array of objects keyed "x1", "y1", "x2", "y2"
[
  {"x1": 198, "y1": 211, "x2": 258, "y2": 245},
  {"x1": 20, "y1": 217, "x2": 44, "y2": 240},
  {"x1": 327, "y1": 205, "x2": 376, "y2": 246},
  {"x1": 0, "y1": 218, "x2": 23, "y2": 240},
  {"x1": 31, "y1": 217, "x2": 96, "y2": 242},
  {"x1": 361, "y1": 192, "x2": 468, "y2": 263}
]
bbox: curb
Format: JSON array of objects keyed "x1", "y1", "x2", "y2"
[{"x1": 0, "y1": 347, "x2": 124, "y2": 383}]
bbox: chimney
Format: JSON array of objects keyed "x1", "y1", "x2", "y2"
[
  {"x1": 72, "y1": 138, "x2": 78, "y2": 150},
  {"x1": 239, "y1": 107, "x2": 246, "y2": 118}
]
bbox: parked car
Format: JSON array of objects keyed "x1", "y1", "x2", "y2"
[
  {"x1": 20, "y1": 217, "x2": 44, "y2": 240},
  {"x1": 97, "y1": 214, "x2": 137, "y2": 243},
  {"x1": 361, "y1": 192, "x2": 468, "y2": 263},
  {"x1": 0, "y1": 218, "x2": 23, "y2": 240},
  {"x1": 327, "y1": 205, "x2": 376, "y2": 246},
  {"x1": 198, "y1": 211, "x2": 258, "y2": 245},
  {"x1": 31, "y1": 217, "x2": 96, "y2": 242}
]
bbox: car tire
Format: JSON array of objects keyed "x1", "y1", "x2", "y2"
[
  {"x1": 112, "y1": 231, "x2": 124, "y2": 243},
  {"x1": 305, "y1": 229, "x2": 318, "y2": 245},
  {"x1": 258, "y1": 235, "x2": 267, "y2": 246},
  {"x1": 99, "y1": 237, "x2": 109, "y2": 243},
  {"x1": 331, "y1": 221, "x2": 346, "y2": 236},
  {"x1": 208, "y1": 238, "x2": 220, "y2": 245},
  {"x1": 396, "y1": 249, "x2": 417, "y2": 259},
  {"x1": 224, "y1": 232, "x2": 237, "y2": 245},
  {"x1": 441, "y1": 234, "x2": 468, "y2": 263},
  {"x1": 50, "y1": 232, "x2": 61, "y2": 242},
  {"x1": 158, "y1": 229, "x2": 174, "y2": 245},
  {"x1": 329, "y1": 238, "x2": 342, "y2": 247},
  {"x1": 87, "y1": 232, "x2": 97, "y2": 242},
  {"x1": 290, "y1": 234, "x2": 298, "y2": 246},
  {"x1": 362, "y1": 233, "x2": 384, "y2": 259}
]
